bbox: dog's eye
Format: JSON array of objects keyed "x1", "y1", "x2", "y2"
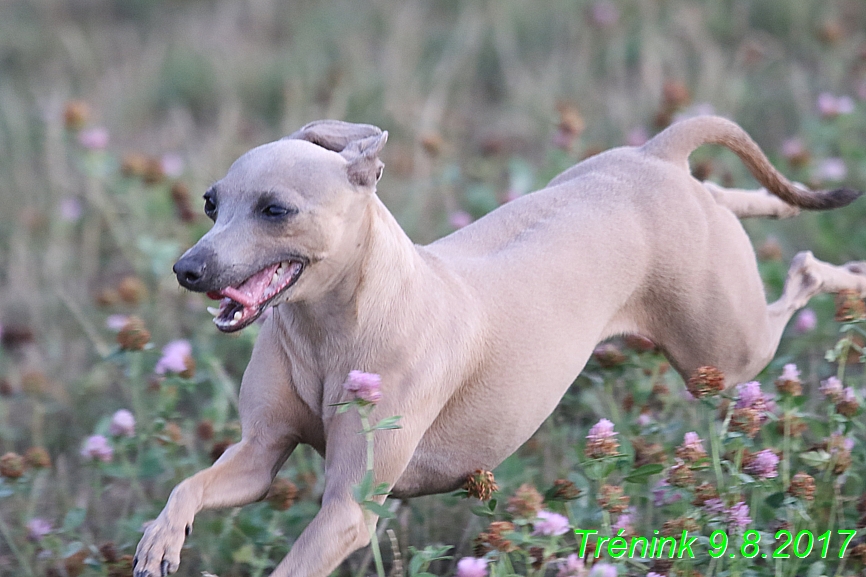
[
  {"x1": 203, "y1": 197, "x2": 217, "y2": 219},
  {"x1": 261, "y1": 204, "x2": 295, "y2": 219}
]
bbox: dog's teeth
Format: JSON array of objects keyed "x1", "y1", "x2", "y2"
[
  {"x1": 207, "y1": 306, "x2": 220, "y2": 317},
  {"x1": 233, "y1": 311, "x2": 242, "y2": 321},
  {"x1": 272, "y1": 272, "x2": 280, "y2": 283}
]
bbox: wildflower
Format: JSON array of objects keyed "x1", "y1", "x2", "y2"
[
  {"x1": 612, "y1": 510, "x2": 635, "y2": 535},
  {"x1": 851, "y1": 543, "x2": 866, "y2": 564},
  {"x1": 506, "y1": 483, "x2": 545, "y2": 519},
  {"x1": 585, "y1": 418, "x2": 619, "y2": 458},
  {"x1": 109, "y1": 409, "x2": 136, "y2": 437},
  {"x1": 815, "y1": 158, "x2": 847, "y2": 182},
  {"x1": 0, "y1": 452, "x2": 25, "y2": 478},
  {"x1": 788, "y1": 472, "x2": 816, "y2": 501},
  {"x1": 652, "y1": 479, "x2": 682, "y2": 507},
  {"x1": 820, "y1": 376, "x2": 844, "y2": 401},
  {"x1": 77, "y1": 127, "x2": 109, "y2": 150},
  {"x1": 343, "y1": 370, "x2": 382, "y2": 404},
  {"x1": 449, "y1": 211, "x2": 472, "y2": 229},
  {"x1": 835, "y1": 289, "x2": 865, "y2": 322},
  {"x1": 464, "y1": 469, "x2": 498, "y2": 501},
  {"x1": 702, "y1": 498, "x2": 726, "y2": 515},
  {"x1": 589, "y1": 563, "x2": 617, "y2": 577},
  {"x1": 117, "y1": 316, "x2": 150, "y2": 351},
  {"x1": 781, "y1": 138, "x2": 811, "y2": 169},
  {"x1": 588, "y1": 0, "x2": 619, "y2": 28},
  {"x1": 266, "y1": 477, "x2": 298, "y2": 511},
  {"x1": 736, "y1": 381, "x2": 767, "y2": 410},
  {"x1": 593, "y1": 343, "x2": 626, "y2": 368},
  {"x1": 730, "y1": 408, "x2": 762, "y2": 437},
  {"x1": 675, "y1": 432, "x2": 707, "y2": 463},
  {"x1": 598, "y1": 484, "x2": 629, "y2": 513},
  {"x1": 726, "y1": 502, "x2": 751, "y2": 531},
  {"x1": 556, "y1": 554, "x2": 587, "y2": 577},
  {"x1": 553, "y1": 101, "x2": 585, "y2": 151},
  {"x1": 692, "y1": 482, "x2": 719, "y2": 507},
  {"x1": 794, "y1": 308, "x2": 817, "y2": 333},
  {"x1": 100, "y1": 542, "x2": 119, "y2": 563},
  {"x1": 776, "y1": 414, "x2": 807, "y2": 437},
  {"x1": 26, "y1": 518, "x2": 52, "y2": 542},
  {"x1": 744, "y1": 449, "x2": 779, "y2": 479},
  {"x1": 81, "y1": 435, "x2": 113, "y2": 462},
  {"x1": 835, "y1": 387, "x2": 860, "y2": 417},
  {"x1": 776, "y1": 363, "x2": 802, "y2": 396},
  {"x1": 667, "y1": 459, "x2": 696, "y2": 488},
  {"x1": 456, "y1": 557, "x2": 488, "y2": 577},
  {"x1": 532, "y1": 510, "x2": 570, "y2": 536},
  {"x1": 170, "y1": 182, "x2": 196, "y2": 222},
  {"x1": 817, "y1": 93, "x2": 855, "y2": 119},
  {"x1": 155, "y1": 339, "x2": 195, "y2": 378},
  {"x1": 547, "y1": 478, "x2": 581, "y2": 502},
  {"x1": 25, "y1": 447, "x2": 51, "y2": 469},
  {"x1": 161, "y1": 153, "x2": 185, "y2": 178},
  {"x1": 626, "y1": 127, "x2": 649, "y2": 147},
  {"x1": 474, "y1": 521, "x2": 516, "y2": 555},
  {"x1": 59, "y1": 197, "x2": 83, "y2": 222},
  {"x1": 686, "y1": 366, "x2": 725, "y2": 398}
]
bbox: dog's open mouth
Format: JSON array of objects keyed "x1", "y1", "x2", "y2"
[{"x1": 206, "y1": 260, "x2": 304, "y2": 332}]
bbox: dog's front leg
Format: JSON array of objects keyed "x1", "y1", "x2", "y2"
[
  {"x1": 267, "y1": 409, "x2": 421, "y2": 577},
  {"x1": 133, "y1": 435, "x2": 296, "y2": 577}
]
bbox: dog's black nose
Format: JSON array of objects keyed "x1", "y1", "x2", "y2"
[{"x1": 173, "y1": 255, "x2": 207, "y2": 290}]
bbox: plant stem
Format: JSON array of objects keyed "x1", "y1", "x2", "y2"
[{"x1": 0, "y1": 508, "x2": 34, "y2": 577}]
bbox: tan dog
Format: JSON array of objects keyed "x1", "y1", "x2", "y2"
[{"x1": 134, "y1": 116, "x2": 864, "y2": 577}]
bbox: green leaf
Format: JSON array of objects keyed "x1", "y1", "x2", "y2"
[
  {"x1": 232, "y1": 543, "x2": 256, "y2": 564},
  {"x1": 138, "y1": 446, "x2": 166, "y2": 479},
  {"x1": 765, "y1": 492, "x2": 785, "y2": 508},
  {"x1": 373, "y1": 482, "x2": 391, "y2": 496},
  {"x1": 62, "y1": 508, "x2": 87, "y2": 532},
  {"x1": 354, "y1": 471, "x2": 374, "y2": 503},
  {"x1": 470, "y1": 505, "x2": 496, "y2": 517},
  {"x1": 806, "y1": 561, "x2": 825, "y2": 577},
  {"x1": 363, "y1": 500, "x2": 395, "y2": 518},
  {"x1": 799, "y1": 450, "x2": 830, "y2": 468},
  {"x1": 623, "y1": 463, "x2": 664, "y2": 484},
  {"x1": 374, "y1": 415, "x2": 403, "y2": 430}
]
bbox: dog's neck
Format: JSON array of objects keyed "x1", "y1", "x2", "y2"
[{"x1": 277, "y1": 195, "x2": 429, "y2": 355}]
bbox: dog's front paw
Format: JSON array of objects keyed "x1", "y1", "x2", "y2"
[{"x1": 133, "y1": 515, "x2": 191, "y2": 577}]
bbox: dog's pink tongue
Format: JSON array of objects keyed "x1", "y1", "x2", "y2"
[{"x1": 220, "y1": 263, "x2": 280, "y2": 309}]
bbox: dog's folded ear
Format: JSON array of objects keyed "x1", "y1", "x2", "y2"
[
  {"x1": 284, "y1": 120, "x2": 383, "y2": 154},
  {"x1": 339, "y1": 132, "x2": 388, "y2": 188}
]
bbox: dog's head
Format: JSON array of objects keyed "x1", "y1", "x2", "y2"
[{"x1": 173, "y1": 120, "x2": 388, "y2": 332}]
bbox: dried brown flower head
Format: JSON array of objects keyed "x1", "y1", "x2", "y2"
[
  {"x1": 593, "y1": 343, "x2": 627, "y2": 368},
  {"x1": 692, "y1": 482, "x2": 720, "y2": 507},
  {"x1": 730, "y1": 407, "x2": 762, "y2": 438},
  {"x1": 464, "y1": 469, "x2": 499, "y2": 501},
  {"x1": 117, "y1": 316, "x2": 150, "y2": 351},
  {"x1": 788, "y1": 472, "x2": 816, "y2": 501},
  {"x1": 661, "y1": 516, "x2": 700, "y2": 537},
  {"x1": 0, "y1": 452, "x2": 25, "y2": 478},
  {"x1": 633, "y1": 438, "x2": 666, "y2": 468},
  {"x1": 667, "y1": 459, "x2": 696, "y2": 488},
  {"x1": 267, "y1": 477, "x2": 299, "y2": 511},
  {"x1": 598, "y1": 484, "x2": 629, "y2": 513},
  {"x1": 687, "y1": 366, "x2": 725, "y2": 399},
  {"x1": 474, "y1": 521, "x2": 517, "y2": 556},
  {"x1": 506, "y1": 483, "x2": 545, "y2": 519},
  {"x1": 63, "y1": 101, "x2": 90, "y2": 130},
  {"x1": 835, "y1": 290, "x2": 866, "y2": 322},
  {"x1": 196, "y1": 419, "x2": 215, "y2": 441},
  {"x1": 118, "y1": 276, "x2": 148, "y2": 305},
  {"x1": 170, "y1": 182, "x2": 196, "y2": 222},
  {"x1": 547, "y1": 478, "x2": 581, "y2": 502},
  {"x1": 25, "y1": 447, "x2": 51, "y2": 469}
]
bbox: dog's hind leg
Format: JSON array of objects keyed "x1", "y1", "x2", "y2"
[{"x1": 703, "y1": 181, "x2": 800, "y2": 219}]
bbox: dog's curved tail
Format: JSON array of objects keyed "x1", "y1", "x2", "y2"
[{"x1": 641, "y1": 115, "x2": 862, "y2": 210}]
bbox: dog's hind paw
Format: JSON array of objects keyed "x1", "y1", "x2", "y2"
[{"x1": 133, "y1": 516, "x2": 188, "y2": 577}]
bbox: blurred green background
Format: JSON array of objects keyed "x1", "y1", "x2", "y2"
[{"x1": 1, "y1": 0, "x2": 865, "y2": 575}]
